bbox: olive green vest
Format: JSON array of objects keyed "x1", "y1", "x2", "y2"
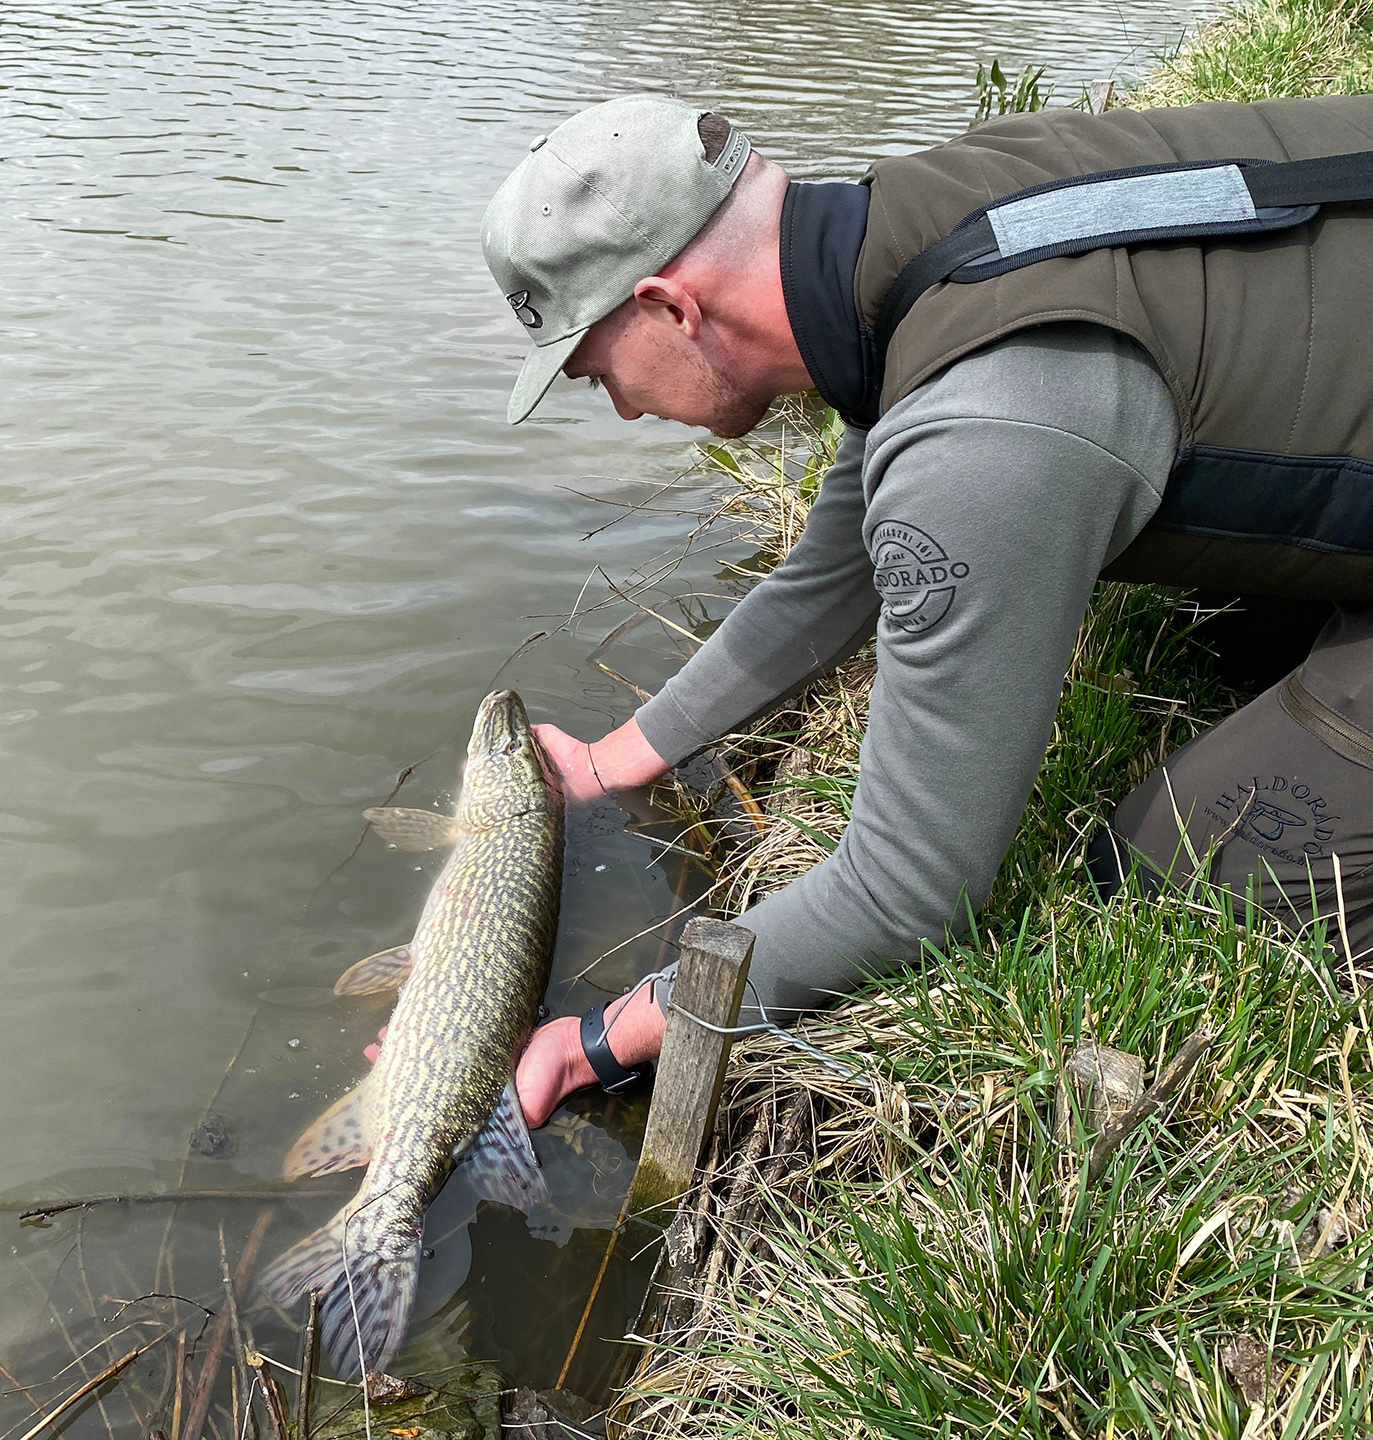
[{"x1": 855, "y1": 96, "x2": 1373, "y2": 600}]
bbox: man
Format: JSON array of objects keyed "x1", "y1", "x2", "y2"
[{"x1": 478, "y1": 93, "x2": 1373, "y2": 1127}]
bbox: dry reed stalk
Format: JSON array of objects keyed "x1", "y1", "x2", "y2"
[
  {"x1": 179, "y1": 1208, "x2": 275, "y2": 1440},
  {"x1": 0, "y1": 1363, "x2": 44, "y2": 1424},
  {"x1": 170, "y1": 1331, "x2": 186, "y2": 1440},
  {"x1": 15, "y1": 1350, "x2": 143, "y2": 1440}
]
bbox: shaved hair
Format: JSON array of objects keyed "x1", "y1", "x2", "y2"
[
  {"x1": 672, "y1": 129, "x2": 788, "y2": 279},
  {"x1": 585, "y1": 130, "x2": 787, "y2": 341}
]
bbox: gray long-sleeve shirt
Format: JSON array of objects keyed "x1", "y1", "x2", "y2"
[{"x1": 638, "y1": 323, "x2": 1180, "y2": 1016}]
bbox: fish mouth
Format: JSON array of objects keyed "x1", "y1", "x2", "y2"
[{"x1": 470, "y1": 689, "x2": 533, "y2": 761}]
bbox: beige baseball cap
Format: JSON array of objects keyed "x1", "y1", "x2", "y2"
[{"x1": 482, "y1": 95, "x2": 751, "y2": 424}]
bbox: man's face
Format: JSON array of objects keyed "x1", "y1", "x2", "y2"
[{"x1": 564, "y1": 299, "x2": 771, "y2": 439}]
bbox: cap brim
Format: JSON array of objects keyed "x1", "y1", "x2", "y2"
[{"x1": 507, "y1": 328, "x2": 590, "y2": 424}]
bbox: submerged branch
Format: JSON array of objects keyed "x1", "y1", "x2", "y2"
[
  {"x1": 15, "y1": 1326, "x2": 185, "y2": 1440},
  {"x1": 11, "y1": 1188, "x2": 347, "y2": 1223},
  {"x1": 178, "y1": 1208, "x2": 276, "y2": 1440}
]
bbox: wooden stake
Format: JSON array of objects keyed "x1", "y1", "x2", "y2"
[
  {"x1": 626, "y1": 917, "x2": 754, "y2": 1217},
  {"x1": 296, "y1": 1292, "x2": 320, "y2": 1440},
  {"x1": 1088, "y1": 78, "x2": 1115, "y2": 114}
]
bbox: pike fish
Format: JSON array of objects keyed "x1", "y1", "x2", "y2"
[{"x1": 257, "y1": 689, "x2": 563, "y2": 1378}]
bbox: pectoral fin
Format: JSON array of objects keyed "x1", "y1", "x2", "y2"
[
  {"x1": 283, "y1": 1080, "x2": 374, "y2": 1180},
  {"x1": 364, "y1": 806, "x2": 459, "y2": 852},
  {"x1": 334, "y1": 944, "x2": 414, "y2": 996},
  {"x1": 457, "y1": 1080, "x2": 547, "y2": 1212}
]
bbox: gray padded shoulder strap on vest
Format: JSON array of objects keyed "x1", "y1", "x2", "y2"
[{"x1": 871, "y1": 149, "x2": 1373, "y2": 371}]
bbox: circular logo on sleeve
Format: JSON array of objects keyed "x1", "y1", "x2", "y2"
[{"x1": 871, "y1": 520, "x2": 969, "y2": 635}]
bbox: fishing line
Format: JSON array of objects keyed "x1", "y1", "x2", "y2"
[
  {"x1": 238, "y1": 1374, "x2": 259, "y2": 1440},
  {"x1": 339, "y1": 1184, "x2": 402, "y2": 1440},
  {"x1": 339, "y1": 1219, "x2": 371, "y2": 1440}
]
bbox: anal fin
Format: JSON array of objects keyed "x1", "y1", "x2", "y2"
[
  {"x1": 364, "y1": 806, "x2": 459, "y2": 852},
  {"x1": 283, "y1": 1079, "x2": 374, "y2": 1180},
  {"x1": 334, "y1": 944, "x2": 414, "y2": 996},
  {"x1": 457, "y1": 1080, "x2": 547, "y2": 1212}
]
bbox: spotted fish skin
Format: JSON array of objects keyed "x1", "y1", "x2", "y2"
[{"x1": 257, "y1": 690, "x2": 563, "y2": 1378}]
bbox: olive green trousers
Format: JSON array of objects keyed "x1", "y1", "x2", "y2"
[{"x1": 1087, "y1": 600, "x2": 1373, "y2": 962}]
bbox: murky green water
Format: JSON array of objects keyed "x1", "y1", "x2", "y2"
[{"x1": 1, "y1": 0, "x2": 1210, "y2": 1422}]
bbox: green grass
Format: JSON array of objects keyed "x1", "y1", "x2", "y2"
[
  {"x1": 624, "y1": 5, "x2": 1373, "y2": 1435},
  {"x1": 633, "y1": 901, "x2": 1373, "y2": 1437},
  {"x1": 1129, "y1": 0, "x2": 1373, "y2": 107}
]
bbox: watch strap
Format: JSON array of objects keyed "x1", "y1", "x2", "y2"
[{"x1": 580, "y1": 1001, "x2": 652, "y2": 1095}]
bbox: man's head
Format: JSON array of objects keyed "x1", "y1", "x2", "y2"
[{"x1": 482, "y1": 96, "x2": 809, "y2": 437}]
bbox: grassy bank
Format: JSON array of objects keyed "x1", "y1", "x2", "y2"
[
  {"x1": 1129, "y1": 0, "x2": 1373, "y2": 106},
  {"x1": 620, "y1": 4, "x2": 1373, "y2": 1437}
]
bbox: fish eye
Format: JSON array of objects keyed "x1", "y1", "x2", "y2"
[{"x1": 505, "y1": 740, "x2": 519, "y2": 755}]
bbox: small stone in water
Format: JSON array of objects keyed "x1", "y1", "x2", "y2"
[
  {"x1": 594, "y1": 864, "x2": 607, "y2": 872},
  {"x1": 363, "y1": 1372, "x2": 430, "y2": 1404},
  {"x1": 189, "y1": 1112, "x2": 235, "y2": 1159},
  {"x1": 288, "y1": 1037, "x2": 301, "y2": 1048}
]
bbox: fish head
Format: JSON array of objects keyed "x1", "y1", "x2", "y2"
[{"x1": 459, "y1": 689, "x2": 560, "y2": 828}]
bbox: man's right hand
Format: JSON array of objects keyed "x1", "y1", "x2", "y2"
[{"x1": 533, "y1": 715, "x2": 669, "y2": 802}]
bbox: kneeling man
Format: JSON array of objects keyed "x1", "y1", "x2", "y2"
[{"x1": 478, "y1": 94, "x2": 1373, "y2": 1123}]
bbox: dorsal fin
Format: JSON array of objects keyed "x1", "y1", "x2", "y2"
[{"x1": 456, "y1": 1080, "x2": 547, "y2": 1212}]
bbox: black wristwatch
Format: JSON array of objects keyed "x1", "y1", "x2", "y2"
[{"x1": 580, "y1": 1001, "x2": 653, "y2": 1094}]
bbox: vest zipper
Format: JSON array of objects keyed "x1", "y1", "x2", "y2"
[{"x1": 1279, "y1": 674, "x2": 1373, "y2": 771}]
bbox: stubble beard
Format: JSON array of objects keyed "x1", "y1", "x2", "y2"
[{"x1": 699, "y1": 358, "x2": 772, "y2": 439}]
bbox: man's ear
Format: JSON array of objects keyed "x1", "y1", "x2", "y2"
[{"x1": 632, "y1": 276, "x2": 701, "y2": 339}]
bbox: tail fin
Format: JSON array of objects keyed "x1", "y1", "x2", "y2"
[{"x1": 256, "y1": 1204, "x2": 419, "y2": 1381}]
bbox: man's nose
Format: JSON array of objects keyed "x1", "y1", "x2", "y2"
[{"x1": 605, "y1": 381, "x2": 644, "y2": 421}]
